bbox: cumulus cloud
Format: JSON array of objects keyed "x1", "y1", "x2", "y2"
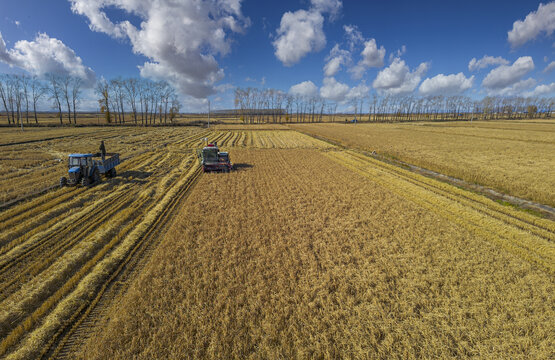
[
  {"x1": 310, "y1": 0, "x2": 342, "y2": 18},
  {"x1": 273, "y1": 0, "x2": 342, "y2": 66},
  {"x1": 343, "y1": 24, "x2": 364, "y2": 50},
  {"x1": 489, "y1": 78, "x2": 536, "y2": 96},
  {"x1": 508, "y1": 2, "x2": 555, "y2": 48},
  {"x1": 289, "y1": 80, "x2": 319, "y2": 97},
  {"x1": 70, "y1": 0, "x2": 249, "y2": 98},
  {"x1": 0, "y1": 32, "x2": 95, "y2": 86},
  {"x1": 468, "y1": 55, "x2": 509, "y2": 71},
  {"x1": 482, "y1": 56, "x2": 534, "y2": 90},
  {"x1": 350, "y1": 39, "x2": 385, "y2": 79},
  {"x1": 372, "y1": 58, "x2": 428, "y2": 95},
  {"x1": 320, "y1": 77, "x2": 349, "y2": 101},
  {"x1": 346, "y1": 83, "x2": 369, "y2": 100},
  {"x1": 331, "y1": 24, "x2": 385, "y2": 79},
  {"x1": 544, "y1": 61, "x2": 555, "y2": 72},
  {"x1": 419, "y1": 73, "x2": 474, "y2": 96},
  {"x1": 323, "y1": 44, "x2": 351, "y2": 77},
  {"x1": 524, "y1": 82, "x2": 555, "y2": 97}
]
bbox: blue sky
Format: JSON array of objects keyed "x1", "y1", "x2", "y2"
[{"x1": 0, "y1": 0, "x2": 554, "y2": 111}]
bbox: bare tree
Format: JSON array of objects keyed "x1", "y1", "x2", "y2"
[
  {"x1": 96, "y1": 79, "x2": 112, "y2": 124},
  {"x1": 20, "y1": 75, "x2": 31, "y2": 124},
  {"x1": 123, "y1": 78, "x2": 139, "y2": 124},
  {"x1": 71, "y1": 77, "x2": 83, "y2": 124},
  {"x1": 0, "y1": 74, "x2": 12, "y2": 125},
  {"x1": 30, "y1": 76, "x2": 47, "y2": 124},
  {"x1": 47, "y1": 74, "x2": 64, "y2": 124}
]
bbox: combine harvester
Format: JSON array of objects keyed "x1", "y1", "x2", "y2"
[
  {"x1": 60, "y1": 142, "x2": 120, "y2": 187},
  {"x1": 198, "y1": 142, "x2": 233, "y2": 173}
]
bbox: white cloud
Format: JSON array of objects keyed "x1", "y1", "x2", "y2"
[
  {"x1": 273, "y1": 10, "x2": 325, "y2": 67},
  {"x1": 482, "y1": 56, "x2": 534, "y2": 90},
  {"x1": 289, "y1": 80, "x2": 319, "y2": 97},
  {"x1": 419, "y1": 73, "x2": 474, "y2": 96},
  {"x1": 372, "y1": 58, "x2": 428, "y2": 95},
  {"x1": 486, "y1": 78, "x2": 536, "y2": 96},
  {"x1": 544, "y1": 61, "x2": 555, "y2": 72},
  {"x1": 320, "y1": 77, "x2": 349, "y2": 101},
  {"x1": 0, "y1": 32, "x2": 95, "y2": 86},
  {"x1": 524, "y1": 82, "x2": 555, "y2": 97},
  {"x1": 389, "y1": 45, "x2": 406, "y2": 62},
  {"x1": 346, "y1": 83, "x2": 369, "y2": 100},
  {"x1": 468, "y1": 55, "x2": 509, "y2": 71},
  {"x1": 350, "y1": 38, "x2": 385, "y2": 79},
  {"x1": 70, "y1": 0, "x2": 249, "y2": 98},
  {"x1": 323, "y1": 44, "x2": 351, "y2": 77},
  {"x1": 508, "y1": 2, "x2": 555, "y2": 47},
  {"x1": 310, "y1": 0, "x2": 342, "y2": 18},
  {"x1": 343, "y1": 24, "x2": 363, "y2": 50},
  {"x1": 273, "y1": 0, "x2": 342, "y2": 66}
]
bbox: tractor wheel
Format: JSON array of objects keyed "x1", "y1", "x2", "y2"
[
  {"x1": 81, "y1": 176, "x2": 90, "y2": 187},
  {"x1": 93, "y1": 170, "x2": 101, "y2": 184},
  {"x1": 60, "y1": 177, "x2": 67, "y2": 188},
  {"x1": 110, "y1": 168, "x2": 117, "y2": 178}
]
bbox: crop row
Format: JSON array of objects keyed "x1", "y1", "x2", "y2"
[
  {"x1": 0, "y1": 129, "x2": 207, "y2": 359},
  {"x1": 326, "y1": 150, "x2": 555, "y2": 273}
]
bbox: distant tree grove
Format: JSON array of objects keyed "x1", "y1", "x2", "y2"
[
  {"x1": 0, "y1": 74, "x2": 181, "y2": 126},
  {"x1": 1, "y1": 73, "x2": 554, "y2": 126},
  {"x1": 234, "y1": 87, "x2": 555, "y2": 123}
]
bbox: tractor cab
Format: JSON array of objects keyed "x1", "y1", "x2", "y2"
[{"x1": 67, "y1": 154, "x2": 93, "y2": 183}]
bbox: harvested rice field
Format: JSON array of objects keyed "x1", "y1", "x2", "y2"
[{"x1": 0, "y1": 125, "x2": 552, "y2": 359}]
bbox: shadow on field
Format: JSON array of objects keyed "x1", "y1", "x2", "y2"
[
  {"x1": 233, "y1": 163, "x2": 254, "y2": 172},
  {"x1": 105, "y1": 170, "x2": 152, "y2": 185}
]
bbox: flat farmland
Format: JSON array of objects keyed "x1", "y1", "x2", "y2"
[
  {"x1": 290, "y1": 120, "x2": 555, "y2": 206},
  {"x1": 79, "y1": 148, "x2": 552, "y2": 359},
  {"x1": 0, "y1": 127, "x2": 553, "y2": 359},
  {"x1": 0, "y1": 126, "x2": 212, "y2": 359}
]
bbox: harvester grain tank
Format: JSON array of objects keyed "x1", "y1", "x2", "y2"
[{"x1": 199, "y1": 142, "x2": 233, "y2": 172}]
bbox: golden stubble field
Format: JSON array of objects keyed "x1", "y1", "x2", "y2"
[
  {"x1": 290, "y1": 120, "x2": 555, "y2": 207},
  {"x1": 80, "y1": 148, "x2": 553, "y2": 359},
  {"x1": 0, "y1": 125, "x2": 553, "y2": 359}
]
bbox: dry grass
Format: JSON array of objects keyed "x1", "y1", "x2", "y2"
[
  {"x1": 0, "y1": 127, "x2": 208, "y2": 358},
  {"x1": 79, "y1": 149, "x2": 554, "y2": 359},
  {"x1": 0, "y1": 126, "x2": 208, "y2": 203},
  {"x1": 207, "y1": 130, "x2": 333, "y2": 149},
  {"x1": 290, "y1": 120, "x2": 555, "y2": 206}
]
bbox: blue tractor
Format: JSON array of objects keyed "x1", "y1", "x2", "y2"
[{"x1": 60, "y1": 152, "x2": 120, "y2": 187}]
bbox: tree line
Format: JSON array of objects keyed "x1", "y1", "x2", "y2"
[
  {"x1": 234, "y1": 87, "x2": 555, "y2": 123},
  {"x1": 0, "y1": 74, "x2": 181, "y2": 126}
]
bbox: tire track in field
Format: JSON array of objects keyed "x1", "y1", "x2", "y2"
[
  {"x1": 0, "y1": 131, "x2": 205, "y2": 358},
  {"x1": 0, "y1": 186, "x2": 137, "y2": 301},
  {"x1": 43, "y1": 166, "x2": 203, "y2": 360}
]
